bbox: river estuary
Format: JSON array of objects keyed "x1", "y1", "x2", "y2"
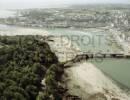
[{"x1": 0, "y1": 10, "x2": 130, "y2": 90}]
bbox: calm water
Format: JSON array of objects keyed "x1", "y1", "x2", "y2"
[{"x1": 92, "y1": 58, "x2": 130, "y2": 88}]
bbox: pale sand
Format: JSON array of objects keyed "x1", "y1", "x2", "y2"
[
  {"x1": 48, "y1": 36, "x2": 81, "y2": 62},
  {"x1": 0, "y1": 27, "x2": 49, "y2": 36},
  {"x1": 64, "y1": 62, "x2": 130, "y2": 100}
]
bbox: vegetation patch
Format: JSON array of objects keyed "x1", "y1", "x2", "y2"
[{"x1": 0, "y1": 35, "x2": 64, "y2": 100}]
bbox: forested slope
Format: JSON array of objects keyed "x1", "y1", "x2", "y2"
[{"x1": 0, "y1": 36, "x2": 64, "y2": 100}]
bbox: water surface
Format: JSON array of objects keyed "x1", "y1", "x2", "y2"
[{"x1": 92, "y1": 58, "x2": 130, "y2": 88}]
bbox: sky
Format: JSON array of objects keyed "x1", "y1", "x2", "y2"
[{"x1": 0, "y1": 0, "x2": 130, "y2": 9}]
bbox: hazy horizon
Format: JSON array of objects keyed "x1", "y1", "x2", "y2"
[{"x1": 0, "y1": 0, "x2": 130, "y2": 9}]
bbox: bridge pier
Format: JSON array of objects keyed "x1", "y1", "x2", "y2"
[{"x1": 125, "y1": 55, "x2": 130, "y2": 58}]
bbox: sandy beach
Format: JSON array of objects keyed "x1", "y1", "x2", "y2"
[
  {"x1": 63, "y1": 62, "x2": 130, "y2": 100},
  {"x1": 0, "y1": 25, "x2": 49, "y2": 36}
]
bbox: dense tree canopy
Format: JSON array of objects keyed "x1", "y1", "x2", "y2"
[{"x1": 0, "y1": 36, "x2": 63, "y2": 100}]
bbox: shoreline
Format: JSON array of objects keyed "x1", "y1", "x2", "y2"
[{"x1": 63, "y1": 61, "x2": 130, "y2": 100}]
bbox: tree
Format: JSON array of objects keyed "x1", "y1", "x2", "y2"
[
  {"x1": 26, "y1": 85, "x2": 38, "y2": 100},
  {"x1": 0, "y1": 36, "x2": 63, "y2": 100},
  {"x1": 36, "y1": 92, "x2": 51, "y2": 100},
  {"x1": 32, "y1": 63, "x2": 46, "y2": 77}
]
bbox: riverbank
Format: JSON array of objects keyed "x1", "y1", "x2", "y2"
[{"x1": 63, "y1": 61, "x2": 130, "y2": 100}]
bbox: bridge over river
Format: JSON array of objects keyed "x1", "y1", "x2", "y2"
[
  {"x1": 63, "y1": 52, "x2": 130, "y2": 68},
  {"x1": 85, "y1": 52, "x2": 130, "y2": 58}
]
